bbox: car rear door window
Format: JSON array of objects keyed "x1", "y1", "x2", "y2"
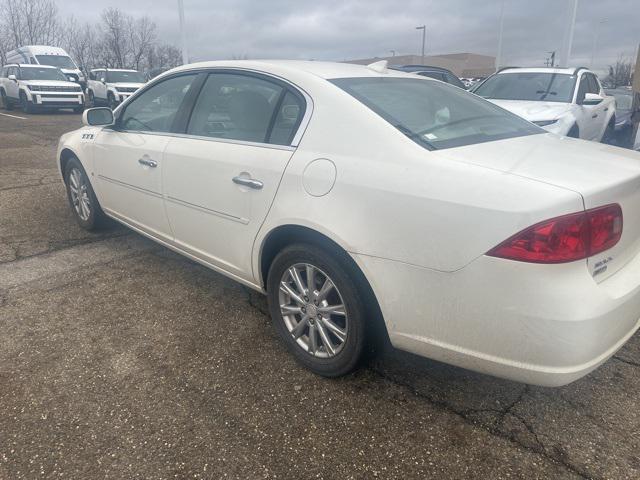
[
  {"x1": 186, "y1": 72, "x2": 303, "y2": 145},
  {"x1": 118, "y1": 74, "x2": 197, "y2": 133}
]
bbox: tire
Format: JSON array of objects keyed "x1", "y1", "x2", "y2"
[
  {"x1": 0, "y1": 89, "x2": 12, "y2": 110},
  {"x1": 87, "y1": 90, "x2": 95, "y2": 108},
  {"x1": 267, "y1": 243, "x2": 367, "y2": 377},
  {"x1": 567, "y1": 124, "x2": 580, "y2": 138},
  {"x1": 64, "y1": 156, "x2": 108, "y2": 231},
  {"x1": 107, "y1": 92, "x2": 118, "y2": 110},
  {"x1": 73, "y1": 105, "x2": 84, "y2": 114},
  {"x1": 19, "y1": 91, "x2": 34, "y2": 114}
]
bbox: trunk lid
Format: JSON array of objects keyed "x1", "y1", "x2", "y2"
[{"x1": 437, "y1": 133, "x2": 640, "y2": 281}]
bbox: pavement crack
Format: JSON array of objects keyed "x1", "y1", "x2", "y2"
[
  {"x1": 371, "y1": 368, "x2": 593, "y2": 480},
  {"x1": 241, "y1": 285, "x2": 269, "y2": 317},
  {"x1": 612, "y1": 355, "x2": 640, "y2": 368}
]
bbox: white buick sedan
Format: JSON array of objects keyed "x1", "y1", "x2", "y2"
[{"x1": 57, "y1": 60, "x2": 640, "y2": 386}]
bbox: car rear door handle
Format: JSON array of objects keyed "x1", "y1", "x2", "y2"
[
  {"x1": 138, "y1": 157, "x2": 157, "y2": 168},
  {"x1": 232, "y1": 176, "x2": 263, "y2": 190}
]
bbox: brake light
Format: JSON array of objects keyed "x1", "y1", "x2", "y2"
[{"x1": 487, "y1": 204, "x2": 622, "y2": 263}]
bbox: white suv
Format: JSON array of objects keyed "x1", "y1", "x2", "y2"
[
  {"x1": 86, "y1": 69, "x2": 146, "y2": 109},
  {"x1": 473, "y1": 67, "x2": 616, "y2": 142},
  {"x1": 0, "y1": 64, "x2": 84, "y2": 113}
]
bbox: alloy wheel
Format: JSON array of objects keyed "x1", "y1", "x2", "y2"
[
  {"x1": 69, "y1": 167, "x2": 91, "y2": 221},
  {"x1": 279, "y1": 263, "x2": 348, "y2": 358}
]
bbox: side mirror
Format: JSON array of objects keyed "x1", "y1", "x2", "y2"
[
  {"x1": 99, "y1": 77, "x2": 106, "y2": 83},
  {"x1": 82, "y1": 107, "x2": 114, "y2": 127},
  {"x1": 581, "y1": 93, "x2": 603, "y2": 106},
  {"x1": 8, "y1": 74, "x2": 16, "y2": 81}
]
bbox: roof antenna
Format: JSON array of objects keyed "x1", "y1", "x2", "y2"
[{"x1": 366, "y1": 60, "x2": 388, "y2": 74}]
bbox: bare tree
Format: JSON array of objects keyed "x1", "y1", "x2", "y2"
[
  {"x1": 99, "y1": 7, "x2": 130, "y2": 68},
  {"x1": 607, "y1": 55, "x2": 634, "y2": 88},
  {"x1": 0, "y1": 1, "x2": 182, "y2": 74},
  {"x1": 0, "y1": 0, "x2": 60, "y2": 48},
  {"x1": 128, "y1": 15, "x2": 156, "y2": 71}
]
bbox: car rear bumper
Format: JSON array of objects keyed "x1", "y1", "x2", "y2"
[{"x1": 353, "y1": 252, "x2": 640, "y2": 386}]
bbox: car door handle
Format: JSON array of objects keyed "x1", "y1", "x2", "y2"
[
  {"x1": 138, "y1": 157, "x2": 157, "y2": 168},
  {"x1": 232, "y1": 176, "x2": 263, "y2": 190},
  {"x1": 592, "y1": 114, "x2": 598, "y2": 118},
  {"x1": 604, "y1": 107, "x2": 609, "y2": 112}
]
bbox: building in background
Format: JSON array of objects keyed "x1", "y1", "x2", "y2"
[{"x1": 346, "y1": 52, "x2": 496, "y2": 78}]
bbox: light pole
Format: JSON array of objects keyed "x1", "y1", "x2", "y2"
[
  {"x1": 590, "y1": 19, "x2": 607, "y2": 69},
  {"x1": 559, "y1": 0, "x2": 578, "y2": 67},
  {"x1": 496, "y1": 0, "x2": 506, "y2": 71},
  {"x1": 177, "y1": 0, "x2": 189, "y2": 65},
  {"x1": 416, "y1": 25, "x2": 426, "y2": 64}
]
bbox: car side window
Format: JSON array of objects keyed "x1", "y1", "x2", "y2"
[
  {"x1": 269, "y1": 91, "x2": 305, "y2": 145},
  {"x1": 187, "y1": 72, "x2": 296, "y2": 145},
  {"x1": 89, "y1": 71, "x2": 95, "y2": 81},
  {"x1": 587, "y1": 74, "x2": 600, "y2": 94},
  {"x1": 445, "y1": 72, "x2": 465, "y2": 88},
  {"x1": 418, "y1": 71, "x2": 446, "y2": 82},
  {"x1": 118, "y1": 74, "x2": 197, "y2": 133},
  {"x1": 577, "y1": 75, "x2": 590, "y2": 102},
  {"x1": 30, "y1": 57, "x2": 37, "y2": 65}
]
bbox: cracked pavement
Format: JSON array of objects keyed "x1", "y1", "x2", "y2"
[{"x1": 1, "y1": 112, "x2": 639, "y2": 479}]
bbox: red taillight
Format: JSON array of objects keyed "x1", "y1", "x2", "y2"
[{"x1": 487, "y1": 204, "x2": 622, "y2": 264}]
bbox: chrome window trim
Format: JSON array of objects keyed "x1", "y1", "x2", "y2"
[
  {"x1": 107, "y1": 129, "x2": 296, "y2": 152},
  {"x1": 115, "y1": 66, "x2": 314, "y2": 149}
]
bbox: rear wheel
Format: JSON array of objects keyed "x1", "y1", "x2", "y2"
[
  {"x1": 267, "y1": 243, "x2": 366, "y2": 377},
  {"x1": 87, "y1": 90, "x2": 95, "y2": 108},
  {"x1": 64, "y1": 157, "x2": 108, "y2": 231},
  {"x1": 0, "y1": 90, "x2": 12, "y2": 110},
  {"x1": 73, "y1": 105, "x2": 84, "y2": 114}
]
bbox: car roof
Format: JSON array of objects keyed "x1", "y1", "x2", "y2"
[
  {"x1": 91, "y1": 68, "x2": 139, "y2": 72},
  {"x1": 4, "y1": 63, "x2": 57, "y2": 69},
  {"x1": 12, "y1": 45, "x2": 68, "y2": 55},
  {"x1": 168, "y1": 60, "x2": 417, "y2": 80},
  {"x1": 391, "y1": 65, "x2": 455, "y2": 74},
  {"x1": 497, "y1": 67, "x2": 586, "y2": 75}
]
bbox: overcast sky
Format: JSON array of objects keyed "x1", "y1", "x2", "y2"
[{"x1": 60, "y1": 0, "x2": 638, "y2": 72}]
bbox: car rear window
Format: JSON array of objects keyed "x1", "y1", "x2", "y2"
[{"x1": 331, "y1": 77, "x2": 541, "y2": 150}]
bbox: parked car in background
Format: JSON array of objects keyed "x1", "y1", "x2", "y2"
[
  {"x1": 86, "y1": 68, "x2": 146, "y2": 109},
  {"x1": 57, "y1": 60, "x2": 640, "y2": 386},
  {"x1": 5, "y1": 45, "x2": 85, "y2": 87},
  {"x1": 390, "y1": 65, "x2": 466, "y2": 88},
  {"x1": 473, "y1": 67, "x2": 616, "y2": 142},
  {"x1": 605, "y1": 87, "x2": 634, "y2": 146},
  {"x1": 0, "y1": 64, "x2": 84, "y2": 113}
]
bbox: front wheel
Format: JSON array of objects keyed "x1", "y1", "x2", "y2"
[
  {"x1": 64, "y1": 157, "x2": 107, "y2": 231},
  {"x1": 267, "y1": 243, "x2": 366, "y2": 377},
  {"x1": 107, "y1": 93, "x2": 118, "y2": 110},
  {"x1": 19, "y1": 92, "x2": 34, "y2": 114},
  {"x1": 73, "y1": 105, "x2": 84, "y2": 114},
  {"x1": 601, "y1": 120, "x2": 616, "y2": 145}
]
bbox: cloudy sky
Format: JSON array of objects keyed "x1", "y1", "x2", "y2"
[{"x1": 60, "y1": 0, "x2": 639, "y2": 72}]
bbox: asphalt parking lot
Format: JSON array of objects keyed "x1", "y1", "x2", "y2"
[{"x1": 1, "y1": 110, "x2": 639, "y2": 479}]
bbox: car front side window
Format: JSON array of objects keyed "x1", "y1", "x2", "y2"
[{"x1": 118, "y1": 74, "x2": 197, "y2": 133}]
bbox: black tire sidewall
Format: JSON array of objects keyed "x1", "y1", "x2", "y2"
[
  {"x1": 267, "y1": 243, "x2": 366, "y2": 377},
  {"x1": 20, "y1": 92, "x2": 30, "y2": 113},
  {"x1": 107, "y1": 93, "x2": 117, "y2": 110},
  {"x1": 64, "y1": 157, "x2": 103, "y2": 231}
]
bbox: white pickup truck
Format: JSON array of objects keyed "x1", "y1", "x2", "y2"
[
  {"x1": 473, "y1": 67, "x2": 616, "y2": 142},
  {"x1": 85, "y1": 68, "x2": 146, "y2": 109}
]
